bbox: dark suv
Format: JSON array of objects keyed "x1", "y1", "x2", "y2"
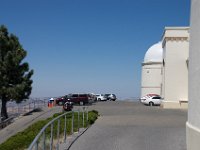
[{"x1": 67, "y1": 94, "x2": 92, "y2": 105}]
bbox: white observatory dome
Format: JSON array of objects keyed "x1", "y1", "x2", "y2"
[{"x1": 144, "y1": 42, "x2": 163, "y2": 63}]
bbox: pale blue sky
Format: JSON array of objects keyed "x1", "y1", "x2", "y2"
[{"x1": 0, "y1": 0, "x2": 190, "y2": 99}]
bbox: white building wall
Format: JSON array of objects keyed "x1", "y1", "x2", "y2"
[
  {"x1": 161, "y1": 27, "x2": 189, "y2": 108},
  {"x1": 187, "y1": 0, "x2": 200, "y2": 149},
  {"x1": 164, "y1": 39, "x2": 189, "y2": 101},
  {"x1": 141, "y1": 63, "x2": 162, "y2": 97}
]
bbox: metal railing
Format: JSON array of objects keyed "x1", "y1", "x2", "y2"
[
  {"x1": 28, "y1": 107, "x2": 88, "y2": 150},
  {"x1": 7, "y1": 99, "x2": 47, "y2": 117},
  {"x1": 0, "y1": 99, "x2": 48, "y2": 127}
]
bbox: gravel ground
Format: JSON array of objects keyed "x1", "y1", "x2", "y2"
[{"x1": 69, "y1": 101, "x2": 187, "y2": 150}]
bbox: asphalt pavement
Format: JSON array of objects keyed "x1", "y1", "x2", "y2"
[{"x1": 70, "y1": 101, "x2": 187, "y2": 150}]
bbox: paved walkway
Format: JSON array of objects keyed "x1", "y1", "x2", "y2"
[
  {"x1": 69, "y1": 101, "x2": 187, "y2": 150},
  {"x1": 0, "y1": 101, "x2": 188, "y2": 150},
  {"x1": 0, "y1": 106, "x2": 63, "y2": 144}
]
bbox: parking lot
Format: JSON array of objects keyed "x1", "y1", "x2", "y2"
[{"x1": 71, "y1": 100, "x2": 187, "y2": 150}]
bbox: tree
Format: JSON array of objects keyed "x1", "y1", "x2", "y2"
[{"x1": 0, "y1": 25, "x2": 33, "y2": 120}]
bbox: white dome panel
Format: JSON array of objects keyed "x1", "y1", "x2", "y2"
[{"x1": 144, "y1": 42, "x2": 163, "y2": 63}]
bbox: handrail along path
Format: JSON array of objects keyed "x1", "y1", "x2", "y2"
[{"x1": 28, "y1": 107, "x2": 88, "y2": 150}]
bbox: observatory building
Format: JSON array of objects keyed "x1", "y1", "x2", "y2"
[
  {"x1": 141, "y1": 42, "x2": 163, "y2": 97},
  {"x1": 161, "y1": 27, "x2": 189, "y2": 108},
  {"x1": 141, "y1": 27, "x2": 189, "y2": 109}
]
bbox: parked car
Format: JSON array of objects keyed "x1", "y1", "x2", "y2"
[
  {"x1": 140, "y1": 94, "x2": 159, "y2": 103},
  {"x1": 55, "y1": 95, "x2": 68, "y2": 105},
  {"x1": 104, "y1": 94, "x2": 110, "y2": 100},
  {"x1": 142, "y1": 96, "x2": 162, "y2": 106},
  {"x1": 108, "y1": 94, "x2": 117, "y2": 101},
  {"x1": 96, "y1": 94, "x2": 107, "y2": 101},
  {"x1": 66, "y1": 94, "x2": 92, "y2": 105},
  {"x1": 104, "y1": 94, "x2": 117, "y2": 101},
  {"x1": 88, "y1": 93, "x2": 97, "y2": 102}
]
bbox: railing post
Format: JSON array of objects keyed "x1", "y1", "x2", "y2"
[
  {"x1": 78, "y1": 109, "x2": 80, "y2": 132},
  {"x1": 35, "y1": 141, "x2": 39, "y2": 150},
  {"x1": 86, "y1": 108, "x2": 88, "y2": 127},
  {"x1": 64, "y1": 115, "x2": 67, "y2": 143},
  {"x1": 42, "y1": 131, "x2": 46, "y2": 150},
  {"x1": 71, "y1": 111, "x2": 74, "y2": 134},
  {"x1": 56, "y1": 119, "x2": 60, "y2": 150},
  {"x1": 50, "y1": 123, "x2": 54, "y2": 150},
  {"x1": 83, "y1": 108, "x2": 85, "y2": 128}
]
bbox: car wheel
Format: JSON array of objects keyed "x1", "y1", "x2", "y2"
[
  {"x1": 149, "y1": 102, "x2": 154, "y2": 106},
  {"x1": 98, "y1": 98, "x2": 101, "y2": 101},
  {"x1": 79, "y1": 101, "x2": 84, "y2": 105}
]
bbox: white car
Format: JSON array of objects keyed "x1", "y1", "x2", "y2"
[
  {"x1": 96, "y1": 94, "x2": 107, "y2": 101},
  {"x1": 142, "y1": 96, "x2": 162, "y2": 106},
  {"x1": 140, "y1": 95, "x2": 150, "y2": 103},
  {"x1": 140, "y1": 94, "x2": 159, "y2": 103}
]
